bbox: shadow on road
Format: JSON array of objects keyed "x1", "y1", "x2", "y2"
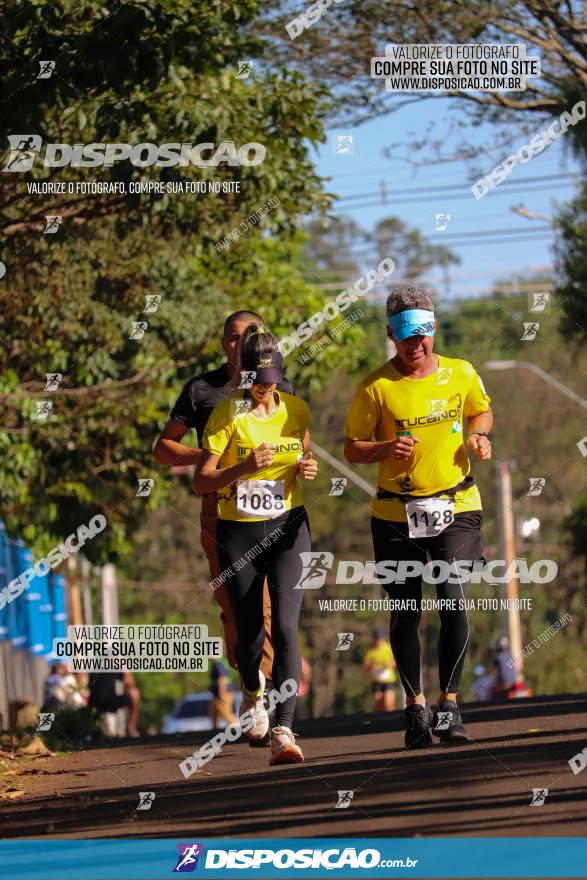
[{"x1": 1, "y1": 693, "x2": 586, "y2": 839}]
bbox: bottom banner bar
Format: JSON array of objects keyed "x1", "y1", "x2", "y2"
[{"x1": 2, "y1": 837, "x2": 586, "y2": 879}]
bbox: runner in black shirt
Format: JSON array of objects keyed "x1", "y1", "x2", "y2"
[{"x1": 154, "y1": 311, "x2": 293, "y2": 706}]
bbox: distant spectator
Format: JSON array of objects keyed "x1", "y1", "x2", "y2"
[
  {"x1": 470, "y1": 664, "x2": 496, "y2": 702},
  {"x1": 492, "y1": 637, "x2": 518, "y2": 698},
  {"x1": 508, "y1": 679, "x2": 534, "y2": 699},
  {"x1": 88, "y1": 671, "x2": 140, "y2": 736},
  {"x1": 43, "y1": 663, "x2": 86, "y2": 712},
  {"x1": 209, "y1": 660, "x2": 235, "y2": 728}
]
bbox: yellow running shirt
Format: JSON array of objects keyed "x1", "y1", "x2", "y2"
[
  {"x1": 344, "y1": 354, "x2": 491, "y2": 522},
  {"x1": 364, "y1": 643, "x2": 397, "y2": 684},
  {"x1": 203, "y1": 390, "x2": 309, "y2": 522}
]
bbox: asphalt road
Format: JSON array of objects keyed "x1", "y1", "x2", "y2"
[{"x1": 1, "y1": 694, "x2": 586, "y2": 839}]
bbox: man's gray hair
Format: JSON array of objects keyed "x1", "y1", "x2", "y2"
[{"x1": 386, "y1": 287, "x2": 434, "y2": 317}]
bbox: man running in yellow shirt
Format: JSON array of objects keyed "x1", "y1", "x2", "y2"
[{"x1": 344, "y1": 287, "x2": 493, "y2": 749}]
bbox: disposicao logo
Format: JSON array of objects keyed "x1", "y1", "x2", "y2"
[
  {"x1": 173, "y1": 843, "x2": 204, "y2": 873},
  {"x1": 2, "y1": 136, "x2": 266, "y2": 171}
]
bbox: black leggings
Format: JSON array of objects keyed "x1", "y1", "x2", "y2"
[
  {"x1": 371, "y1": 512, "x2": 484, "y2": 696},
  {"x1": 216, "y1": 507, "x2": 311, "y2": 729}
]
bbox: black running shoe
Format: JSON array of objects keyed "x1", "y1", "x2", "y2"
[
  {"x1": 404, "y1": 702, "x2": 434, "y2": 749},
  {"x1": 432, "y1": 699, "x2": 471, "y2": 743}
]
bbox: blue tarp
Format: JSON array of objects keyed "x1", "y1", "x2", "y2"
[
  {"x1": 0, "y1": 520, "x2": 69, "y2": 659},
  {"x1": 8, "y1": 542, "x2": 29, "y2": 651}
]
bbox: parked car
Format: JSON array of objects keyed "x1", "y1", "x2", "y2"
[{"x1": 161, "y1": 691, "x2": 241, "y2": 734}]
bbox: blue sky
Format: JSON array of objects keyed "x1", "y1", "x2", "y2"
[{"x1": 311, "y1": 95, "x2": 580, "y2": 301}]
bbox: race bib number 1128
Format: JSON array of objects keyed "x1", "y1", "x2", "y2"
[{"x1": 405, "y1": 496, "x2": 454, "y2": 538}]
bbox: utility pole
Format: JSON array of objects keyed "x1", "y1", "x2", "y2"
[
  {"x1": 80, "y1": 555, "x2": 93, "y2": 625},
  {"x1": 485, "y1": 357, "x2": 587, "y2": 680},
  {"x1": 66, "y1": 556, "x2": 83, "y2": 626},
  {"x1": 101, "y1": 563, "x2": 119, "y2": 627},
  {"x1": 496, "y1": 460, "x2": 523, "y2": 678}
]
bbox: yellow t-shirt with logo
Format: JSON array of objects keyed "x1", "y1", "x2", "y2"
[
  {"x1": 203, "y1": 390, "x2": 309, "y2": 522},
  {"x1": 364, "y1": 643, "x2": 397, "y2": 684},
  {"x1": 344, "y1": 354, "x2": 491, "y2": 522}
]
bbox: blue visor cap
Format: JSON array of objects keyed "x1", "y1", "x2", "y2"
[{"x1": 389, "y1": 308, "x2": 435, "y2": 341}]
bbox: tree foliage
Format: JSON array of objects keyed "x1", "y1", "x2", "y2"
[
  {"x1": 0, "y1": 0, "x2": 334, "y2": 555},
  {"x1": 258, "y1": 0, "x2": 587, "y2": 128},
  {"x1": 555, "y1": 183, "x2": 587, "y2": 341}
]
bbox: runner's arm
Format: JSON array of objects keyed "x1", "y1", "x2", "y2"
[
  {"x1": 466, "y1": 408, "x2": 493, "y2": 461},
  {"x1": 153, "y1": 419, "x2": 202, "y2": 466},
  {"x1": 466, "y1": 408, "x2": 493, "y2": 437},
  {"x1": 344, "y1": 437, "x2": 418, "y2": 463},
  {"x1": 193, "y1": 445, "x2": 273, "y2": 493},
  {"x1": 298, "y1": 431, "x2": 318, "y2": 480}
]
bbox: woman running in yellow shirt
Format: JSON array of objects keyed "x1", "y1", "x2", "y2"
[{"x1": 193, "y1": 325, "x2": 317, "y2": 765}]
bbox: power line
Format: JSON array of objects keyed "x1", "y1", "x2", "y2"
[
  {"x1": 446, "y1": 233, "x2": 552, "y2": 248},
  {"x1": 303, "y1": 228, "x2": 552, "y2": 266},
  {"x1": 335, "y1": 184, "x2": 574, "y2": 209},
  {"x1": 306, "y1": 274, "x2": 554, "y2": 289},
  {"x1": 302, "y1": 266, "x2": 551, "y2": 281},
  {"x1": 311, "y1": 270, "x2": 554, "y2": 291},
  {"x1": 336, "y1": 173, "x2": 574, "y2": 202},
  {"x1": 419, "y1": 225, "x2": 552, "y2": 240},
  {"x1": 326, "y1": 159, "x2": 579, "y2": 179}
]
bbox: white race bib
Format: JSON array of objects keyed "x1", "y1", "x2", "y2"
[
  {"x1": 405, "y1": 496, "x2": 455, "y2": 538},
  {"x1": 236, "y1": 479, "x2": 285, "y2": 519}
]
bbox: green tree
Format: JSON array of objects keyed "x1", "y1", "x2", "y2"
[
  {"x1": 257, "y1": 0, "x2": 587, "y2": 337},
  {"x1": 0, "y1": 0, "x2": 338, "y2": 556},
  {"x1": 555, "y1": 184, "x2": 587, "y2": 341},
  {"x1": 259, "y1": 0, "x2": 587, "y2": 129}
]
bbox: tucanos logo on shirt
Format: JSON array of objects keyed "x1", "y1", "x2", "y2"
[
  {"x1": 395, "y1": 394, "x2": 462, "y2": 429},
  {"x1": 237, "y1": 439, "x2": 303, "y2": 458}
]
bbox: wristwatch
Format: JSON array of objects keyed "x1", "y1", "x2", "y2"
[{"x1": 468, "y1": 431, "x2": 490, "y2": 439}]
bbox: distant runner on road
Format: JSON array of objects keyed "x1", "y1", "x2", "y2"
[
  {"x1": 363, "y1": 628, "x2": 397, "y2": 712},
  {"x1": 344, "y1": 286, "x2": 493, "y2": 749}
]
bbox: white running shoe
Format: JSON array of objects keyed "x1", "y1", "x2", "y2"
[
  {"x1": 269, "y1": 725, "x2": 304, "y2": 765},
  {"x1": 239, "y1": 670, "x2": 269, "y2": 741}
]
